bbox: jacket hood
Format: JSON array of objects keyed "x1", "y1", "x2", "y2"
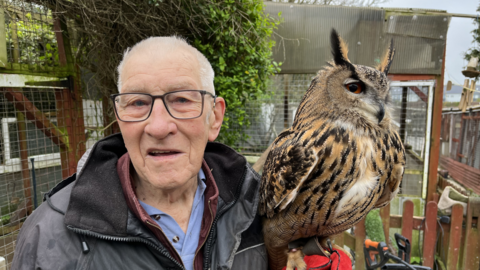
[{"x1": 64, "y1": 133, "x2": 248, "y2": 237}]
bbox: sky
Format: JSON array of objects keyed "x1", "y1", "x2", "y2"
[{"x1": 381, "y1": 0, "x2": 479, "y2": 86}]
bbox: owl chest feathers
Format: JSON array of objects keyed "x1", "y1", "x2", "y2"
[{"x1": 261, "y1": 116, "x2": 402, "y2": 235}]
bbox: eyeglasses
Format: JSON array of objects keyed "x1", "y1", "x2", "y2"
[{"x1": 110, "y1": 90, "x2": 216, "y2": 122}]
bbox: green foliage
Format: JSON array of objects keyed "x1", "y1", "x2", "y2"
[
  {"x1": 0, "y1": 215, "x2": 10, "y2": 226},
  {"x1": 0, "y1": 203, "x2": 18, "y2": 226},
  {"x1": 465, "y1": 5, "x2": 480, "y2": 65},
  {"x1": 193, "y1": 1, "x2": 281, "y2": 146},
  {"x1": 365, "y1": 209, "x2": 385, "y2": 242},
  {"x1": 5, "y1": 11, "x2": 59, "y2": 66}
]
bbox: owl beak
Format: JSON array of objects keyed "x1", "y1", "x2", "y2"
[{"x1": 377, "y1": 103, "x2": 385, "y2": 124}]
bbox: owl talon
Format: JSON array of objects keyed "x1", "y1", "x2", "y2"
[{"x1": 286, "y1": 248, "x2": 306, "y2": 270}]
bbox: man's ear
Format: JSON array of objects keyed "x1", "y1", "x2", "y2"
[{"x1": 208, "y1": 97, "x2": 226, "y2": 141}]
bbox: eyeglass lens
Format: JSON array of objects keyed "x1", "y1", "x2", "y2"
[{"x1": 114, "y1": 91, "x2": 204, "y2": 121}]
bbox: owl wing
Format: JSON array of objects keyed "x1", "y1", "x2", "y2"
[
  {"x1": 259, "y1": 122, "x2": 344, "y2": 218},
  {"x1": 374, "y1": 130, "x2": 406, "y2": 208}
]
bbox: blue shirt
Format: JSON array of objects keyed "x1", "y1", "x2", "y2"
[{"x1": 139, "y1": 169, "x2": 206, "y2": 270}]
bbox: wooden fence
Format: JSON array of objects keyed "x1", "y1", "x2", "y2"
[{"x1": 335, "y1": 195, "x2": 480, "y2": 270}]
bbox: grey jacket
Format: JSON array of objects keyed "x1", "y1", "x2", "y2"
[{"x1": 11, "y1": 134, "x2": 267, "y2": 270}]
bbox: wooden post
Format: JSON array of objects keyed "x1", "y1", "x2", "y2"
[
  {"x1": 0, "y1": 5, "x2": 8, "y2": 66},
  {"x1": 55, "y1": 89, "x2": 69, "y2": 179},
  {"x1": 459, "y1": 79, "x2": 469, "y2": 112},
  {"x1": 354, "y1": 218, "x2": 366, "y2": 270},
  {"x1": 401, "y1": 200, "x2": 414, "y2": 244},
  {"x1": 73, "y1": 68, "x2": 86, "y2": 160},
  {"x1": 16, "y1": 110, "x2": 32, "y2": 215},
  {"x1": 62, "y1": 88, "x2": 77, "y2": 176},
  {"x1": 426, "y1": 46, "x2": 446, "y2": 203},
  {"x1": 462, "y1": 197, "x2": 480, "y2": 270},
  {"x1": 380, "y1": 205, "x2": 390, "y2": 244},
  {"x1": 447, "y1": 204, "x2": 464, "y2": 270},
  {"x1": 422, "y1": 201, "x2": 438, "y2": 268},
  {"x1": 10, "y1": 15, "x2": 19, "y2": 63},
  {"x1": 53, "y1": 18, "x2": 73, "y2": 67},
  {"x1": 469, "y1": 112, "x2": 479, "y2": 167}
]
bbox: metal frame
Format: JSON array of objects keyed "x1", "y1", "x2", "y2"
[{"x1": 390, "y1": 81, "x2": 435, "y2": 199}]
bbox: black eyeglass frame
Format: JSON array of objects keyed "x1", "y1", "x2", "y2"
[{"x1": 110, "y1": 90, "x2": 217, "y2": 122}]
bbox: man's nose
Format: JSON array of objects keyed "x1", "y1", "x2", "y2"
[{"x1": 144, "y1": 100, "x2": 177, "y2": 139}]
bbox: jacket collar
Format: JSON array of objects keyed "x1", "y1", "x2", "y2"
[{"x1": 64, "y1": 133, "x2": 247, "y2": 237}]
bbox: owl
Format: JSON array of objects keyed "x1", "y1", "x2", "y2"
[{"x1": 259, "y1": 29, "x2": 405, "y2": 270}]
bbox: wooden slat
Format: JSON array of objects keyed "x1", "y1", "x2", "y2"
[
  {"x1": 333, "y1": 232, "x2": 344, "y2": 247},
  {"x1": 389, "y1": 74, "x2": 436, "y2": 81},
  {"x1": 401, "y1": 200, "x2": 414, "y2": 244},
  {"x1": 462, "y1": 197, "x2": 480, "y2": 270},
  {"x1": 409, "y1": 86, "x2": 428, "y2": 103},
  {"x1": 422, "y1": 201, "x2": 438, "y2": 268},
  {"x1": 447, "y1": 204, "x2": 464, "y2": 270},
  {"x1": 343, "y1": 231, "x2": 355, "y2": 249},
  {"x1": 439, "y1": 156, "x2": 480, "y2": 194},
  {"x1": 389, "y1": 215, "x2": 425, "y2": 230},
  {"x1": 354, "y1": 218, "x2": 366, "y2": 270}
]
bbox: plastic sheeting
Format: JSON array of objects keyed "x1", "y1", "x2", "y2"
[{"x1": 265, "y1": 3, "x2": 450, "y2": 75}]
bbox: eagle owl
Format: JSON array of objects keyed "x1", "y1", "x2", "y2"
[{"x1": 259, "y1": 29, "x2": 405, "y2": 270}]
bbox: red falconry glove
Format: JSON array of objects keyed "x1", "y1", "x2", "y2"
[{"x1": 282, "y1": 248, "x2": 352, "y2": 270}]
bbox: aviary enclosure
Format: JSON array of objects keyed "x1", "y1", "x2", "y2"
[{"x1": 0, "y1": 1, "x2": 478, "y2": 270}]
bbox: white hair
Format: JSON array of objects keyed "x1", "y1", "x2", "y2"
[{"x1": 117, "y1": 36, "x2": 215, "y2": 94}]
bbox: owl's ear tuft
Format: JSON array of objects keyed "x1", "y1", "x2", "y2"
[
  {"x1": 378, "y1": 39, "x2": 395, "y2": 75},
  {"x1": 330, "y1": 29, "x2": 352, "y2": 68}
]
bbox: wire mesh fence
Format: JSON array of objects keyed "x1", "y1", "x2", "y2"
[
  {"x1": 1, "y1": 0, "x2": 60, "y2": 69},
  {"x1": 440, "y1": 108, "x2": 480, "y2": 195},
  {"x1": 0, "y1": 87, "x2": 68, "y2": 269},
  {"x1": 233, "y1": 75, "x2": 435, "y2": 199}
]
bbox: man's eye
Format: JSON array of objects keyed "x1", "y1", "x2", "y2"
[
  {"x1": 173, "y1": 97, "x2": 191, "y2": 104},
  {"x1": 129, "y1": 99, "x2": 149, "y2": 107}
]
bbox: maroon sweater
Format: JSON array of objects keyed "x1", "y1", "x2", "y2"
[{"x1": 116, "y1": 153, "x2": 219, "y2": 270}]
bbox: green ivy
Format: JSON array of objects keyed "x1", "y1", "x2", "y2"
[
  {"x1": 6, "y1": 11, "x2": 59, "y2": 66},
  {"x1": 465, "y1": 4, "x2": 480, "y2": 67},
  {"x1": 192, "y1": 0, "x2": 281, "y2": 147}
]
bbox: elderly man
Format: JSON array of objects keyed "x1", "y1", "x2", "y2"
[{"x1": 12, "y1": 37, "x2": 267, "y2": 270}]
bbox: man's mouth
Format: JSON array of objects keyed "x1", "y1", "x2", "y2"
[{"x1": 148, "y1": 150, "x2": 180, "y2": 156}]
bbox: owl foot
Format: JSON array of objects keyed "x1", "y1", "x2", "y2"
[{"x1": 285, "y1": 248, "x2": 306, "y2": 270}]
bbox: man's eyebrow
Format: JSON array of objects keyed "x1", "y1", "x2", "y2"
[
  {"x1": 122, "y1": 88, "x2": 146, "y2": 93},
  {"x1": 166, "y1": 82, "x2": 197, "y2": 90}
]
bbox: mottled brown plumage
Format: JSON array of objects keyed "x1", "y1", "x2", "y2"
[{"x1": 259, "y1": 29, "x2": 405, "y2": 270}]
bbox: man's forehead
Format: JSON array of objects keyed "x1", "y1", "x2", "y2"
[
  {"x1": 126, "y1": 47, "x2": 197, "y2": 67},
  {"x1": 120, "y1": 48, "x2": 202, "y2": 93}
]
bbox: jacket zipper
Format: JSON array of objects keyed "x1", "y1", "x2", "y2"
[
  {"x1": 67, "y1": 225, "x2": 186, "y2": 270},
  {"x1": 145, "y1": 220, "x2": 185, "y2": 267},
  {"x1": 193, "y1": 200, "x2": 214, "y2": 266},
  {"x1": 202, "y1": 168, "x2": 248, "y2": 270}
]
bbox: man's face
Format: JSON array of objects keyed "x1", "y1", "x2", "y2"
[{"x1": 118, "y1": 49, "x2": 224, "y2": 190}]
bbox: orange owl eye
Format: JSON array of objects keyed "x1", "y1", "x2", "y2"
[{"x1": 345, "y1": 82, "x2": 363, "y2": 94}]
